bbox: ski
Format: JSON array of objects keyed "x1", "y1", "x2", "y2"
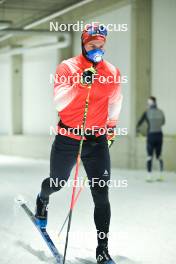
[
  {"x1": 16, "y1": 197, "x2": 62, "y2": 264},
  {"x1": 97, "y1": 258, "x2": 117, "y2": 264}
]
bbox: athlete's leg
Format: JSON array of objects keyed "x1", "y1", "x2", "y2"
[
  {"x1": 35, "y1": 134, "x2": 79, "y2": 227},
  {"x1": 40, "y1": 134, "x2": 79, "y2": 200},
  {"x1": 155, "y1": 133, "x2": 164, "y2": 172},
  {"x1": 81, "y1": 136, "x2": 111, "y2": 247},
  {"x1": 146, "y1": 133, "x2": 154, "y2": 172}
]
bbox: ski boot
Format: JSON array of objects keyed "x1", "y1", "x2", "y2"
[
  {"x1": 96, "y1": 244, "x2": 116, "y2": 264},
  {"x1": 146, "y1": 173, "x2": 153, "y2": 183},
  {"x1": 35, "y1": 194, "x2": 49, "y2": 229},
  {"x1": 156, "y1": 174, "x2": 164, "y2": 182}
]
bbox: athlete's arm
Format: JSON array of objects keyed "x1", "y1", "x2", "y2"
[
  {"x1": 136, "y1": 111, "x2": 147, "y2": 130},
  {"x1": 54, "y1": 63, "x2": 80, "y2": 112},
  {"x1": 162, "y1": 111, "x2": 165, "y2": 125},
  {"x1": 106, "y1": 69, "x2": 123, "y2": 147},
  {"x1": 107, "y1": 69, "x2": 123, "y2": 128}
]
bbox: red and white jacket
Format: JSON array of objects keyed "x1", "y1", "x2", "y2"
[{"x1": 54, "y1": 54, "x2": 123, "y2": 139}]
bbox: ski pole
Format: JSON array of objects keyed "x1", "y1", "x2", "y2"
[
  {"x1": 58, "y1": 176, "x2": 87, "y2": 238},
  {"x1": 63, "y1": 81, "x2": 93, "y2": 264}
]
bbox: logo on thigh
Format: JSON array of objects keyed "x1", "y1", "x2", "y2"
[{"x1": 102, "y1": 169, "x2": 109, "y2": 177}]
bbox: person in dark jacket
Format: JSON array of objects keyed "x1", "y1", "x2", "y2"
[{"x1": 137, "y1": 96, "x2": 165, "y2": 182}]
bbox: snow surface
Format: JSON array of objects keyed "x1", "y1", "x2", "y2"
[{"x1": 0, "y1": 155, "x2": 176, "y2": 264}]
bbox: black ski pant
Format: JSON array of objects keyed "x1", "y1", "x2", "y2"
[
  {"x1": 40, "y1": 133, "x2": 111, "y2": 246},
  {"x1": 146, "y1": 132, "x2": 163, "y2": 172}
]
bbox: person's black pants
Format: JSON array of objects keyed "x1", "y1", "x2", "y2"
[
  {"x1": 40, "y1": 134, "x2": 111, "y2": 246},
  {"x1": 146, "y1": 132, "x2": 163, "y2": 172}
]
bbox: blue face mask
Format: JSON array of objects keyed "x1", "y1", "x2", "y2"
[{"x1": 86, "y1": 48, "x2": 104, "y2": 63}]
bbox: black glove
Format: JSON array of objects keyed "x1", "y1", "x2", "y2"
[
  {"x1": 81, "y1": 67, "x2": 96, "y2": 85},
  {"x1": 106, "y1": 127, "x2": 116, "y2": 148}
]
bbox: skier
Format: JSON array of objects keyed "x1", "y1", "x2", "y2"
[
  {"x1": 35, "y1": 23, "x2": 123, "y2": 263},
  {"x1": 136, "y1": 96, "x2": 165, "y2": 182}
]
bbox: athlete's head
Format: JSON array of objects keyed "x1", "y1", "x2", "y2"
[
  {"x1": 148, "y1": 96, "x2": 157, "y2": 107},
  {"x1": 81, "y1": 23, "x2": 107, "y2": 63}
]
